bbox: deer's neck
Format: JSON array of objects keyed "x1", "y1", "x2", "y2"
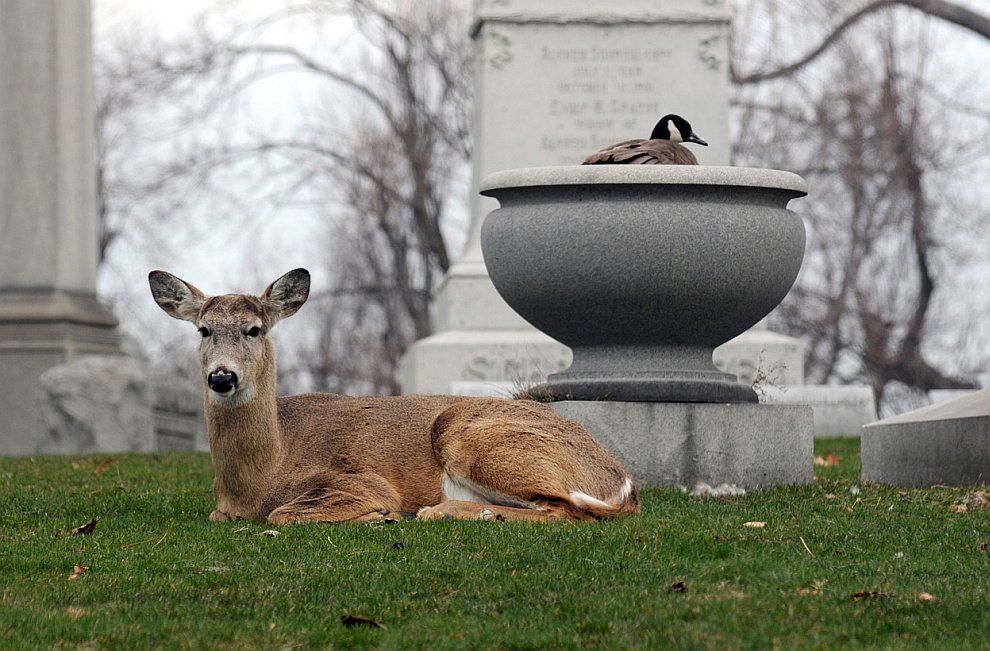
[{"x1": 205, "y1": 363, "x2": 282, "y2": 515}]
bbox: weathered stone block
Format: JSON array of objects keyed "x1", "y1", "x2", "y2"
[
  {"x1": 35, "y1": 355, "x2": 206, "y2": 454},
  {"x1": 552, "y1": 400, "x2": 813, "y2": 488},
  {"x1": 762, "y1": 385, "x2": 877, "y2": 438},
  {"x1": 37, "y1": 355, "x2": 155, "y2": 454},
  {"x1": 151, "y1": 375, "x2": 207, "y2": 452},
  {"x1": 862, "y1": 389, "x2": 990, "y2": 486}
]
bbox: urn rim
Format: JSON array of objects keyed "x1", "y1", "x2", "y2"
[{"x1": 480, "y1": 165, "x2": 808, "y2": 198}]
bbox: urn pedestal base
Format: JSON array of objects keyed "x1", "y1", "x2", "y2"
[{"x1": 553, "y1": 400, "x2": 814, "y2": 488}]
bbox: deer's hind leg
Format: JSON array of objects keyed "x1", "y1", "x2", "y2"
[
  {"x1": 265, "y1": 471, "x2": 405, "y2": 524},
  {"x1": 427, "y1": 398, "x2": 636, "y2": 522},
  {"x1": 417, "y1": 500, "x2": 569, "y2": 522}
]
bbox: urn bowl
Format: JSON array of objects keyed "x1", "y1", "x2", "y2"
[{"x1": 479, "y1": 165, "x2": 807, "y2": 403}]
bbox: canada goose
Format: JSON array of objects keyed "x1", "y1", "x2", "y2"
[{"x1": 583, "y1": 114, "x2": 708, "y2": 165}]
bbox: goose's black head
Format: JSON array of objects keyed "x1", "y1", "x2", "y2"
[{"x1": 650, "y1": 114, "x2": 708, "y2": 147}]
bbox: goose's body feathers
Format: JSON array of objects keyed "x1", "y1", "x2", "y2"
[
  {"x1": 583, "y1": 114, "x2": 707, "y2": 166},
  {"x1": 583, "y1": 139, "x2": 699, "y2": 165}
]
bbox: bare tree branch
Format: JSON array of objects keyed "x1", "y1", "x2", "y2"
[{"x1": 733, "y1": 0, "x2": 990, "y2": 85}]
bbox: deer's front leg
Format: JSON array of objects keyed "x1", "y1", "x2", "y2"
[
  {"x1": 265, "y1": 471, "x2": 405, "y2": 524},
  {"x1": 209, "y1": 508, "x2": 238, "y2": 522}
]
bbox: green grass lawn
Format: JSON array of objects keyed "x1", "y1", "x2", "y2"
[{"x1": 3, "y1": 438, "x2": 990, "y2": 650}]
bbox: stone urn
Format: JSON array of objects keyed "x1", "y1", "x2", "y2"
[{"x1": 479, "y1": 166, "x2": 807, "y2": 403}]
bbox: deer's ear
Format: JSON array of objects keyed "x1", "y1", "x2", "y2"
[
  {"x1": 261, "y1": 268, "x2": 310, "y2": 326},
  {"x1": 148, "y1": 271, "x2": 207, "y2": 323}
]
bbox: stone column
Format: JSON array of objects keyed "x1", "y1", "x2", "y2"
[
  {"x1": 0, "y1": 0, "x2": 121, "y2": 454},
  {"x1": 401, "y1": 0, "x2": 741, "y2": 395}
]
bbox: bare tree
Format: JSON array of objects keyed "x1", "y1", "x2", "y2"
[
  {"x1": 95, "y1": 0, "x2": 473, "y2": 394},
  {"x1": 733, "y1": 0, "x2": 990, "y2": 411}
]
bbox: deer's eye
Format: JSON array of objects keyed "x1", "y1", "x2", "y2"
[
  {"x1": 198, "y1": 326, "x2": 211, "y2": 338},
  {"x1": 246, "y1": 326, "x2": 262, "y2": 338}
]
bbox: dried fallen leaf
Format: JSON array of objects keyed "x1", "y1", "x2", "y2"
[
  {"x1": 341, "y1": 615, "x2": 384, "y2": 629},
  {"x1": 93, "y1": 458, "x2": 113, "y2": 476},
  {"x1": 952, "y1": 491, "x2": 990, "y2": 513},
  {"x1": 70, "y1": 518, "x2": 98, "y2": 536},
  {"x1": 851, "y1": 590, "x2": 888, "y2": 601},
  {"x1": 979, "y1": 542, "x2": 988, "y2": 553},
  {"x1": 970, "y1": 490, "x2": 990, "y2": 503},
  {"x1": 68, "y1": 564, "x2": 87, "y2": 581},
  {"x1": 742, "y1": 521, "x2": 766, "y2": 529},
  {"x1": 918, "y1": 592, "x2": 936, "y2": 602},
  {"x1": 261, "y1": 530, "x2": 279, "y2": 537},
  {"x1": 667, "y1": 580, "x2": 688, "y2": 594},
  {"x1": 813, "y1": 454, "x2": 841, "y2": 467}
]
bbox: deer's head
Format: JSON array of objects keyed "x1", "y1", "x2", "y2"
[{"x1": 148, "y1": 269, "x2": 310, "y2": 408}]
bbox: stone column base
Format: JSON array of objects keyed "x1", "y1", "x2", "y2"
[{"x1": 0, "y1": 289, "x2": 120, "y2": 454}]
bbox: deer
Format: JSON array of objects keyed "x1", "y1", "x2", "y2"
[{"x1": 148, "y1": 268, "x2": 639, "y2": 524}]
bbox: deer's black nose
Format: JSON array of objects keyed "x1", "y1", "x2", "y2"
[{"x1": 207, "y1": 370, "x2": 238, "y2": 393}]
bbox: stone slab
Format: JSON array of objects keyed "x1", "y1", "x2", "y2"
[
  {"x1": 434, "y1": 267, "x2": 533, "y2": 332},
  {"x1": 150, "y1": 375, "x2": 207, "y2": 452},
  {"x1": 929, "y1": 389, "x2": 975, "y2": 405},
  {"x1": 449, "y1": 381, "x2": 517, "y2": 398},
  {"x1": 37, "y1": 355, "x2": 155, "y2": 454},
  {"x1": 399, "y1": 329, "x2": 571, "y2": 395},
  {"x1": 861, "y1": 388, "x2": 990, "y2": 486},
  {"x1": 552, "y1": 400, "x2": 813, "y2": 488},
  {"x1": 35, "y1": 355, "x2": 206, "y2": 455},
  {"x1": 714, "y1": 326, "x2": 805, "y2": 387},
  {"x1": 761, "y1": 385, "x2": 877, "y2": 438}
]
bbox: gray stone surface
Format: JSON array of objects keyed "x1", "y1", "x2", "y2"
[
  {"x1": 398, "y1": 329, "x2": 571, "y2": 395},
  {"x1": 401, "y1": 0, "x2": 733, "y2": 394},
  {"x1": 480, "y1": 166, "x2": 807, "y2": 403},
  {"x1": 37, "y1": 356, "x2": 206, "y2": 454},
  {"x1": 714, "y1": 323, "x2": 805, "y2": 387},
  {"x1": 0, "y1": 0, "x2": 123, "y2": 454},
  {"x1": 553, "y1": 400, "x2": 814, "y2": 488},
  {"x1": 37, "y1": 356, "x2": 154, "y2": 454},
  {"x1": 0, "y1": 0, "x2": 101, "y2": 293},
  {"x1": 150, "y1": 376, "x2": 208, "y2": 452},
  {"x1": 761, "y1": 385, "x2": 877, "y2": 438},
  {"x1": 861, "y1": 389, "x2": 990, "y2": 486}
]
